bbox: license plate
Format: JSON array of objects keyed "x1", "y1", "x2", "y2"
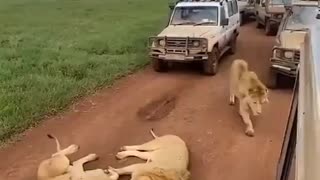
[{"x1": 165, "y1": 54, "x2": 185, "y2": 60}]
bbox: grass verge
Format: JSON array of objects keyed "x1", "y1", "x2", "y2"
[{"x1": 0, "y1": 0, "x2": 168, "y2": 143}]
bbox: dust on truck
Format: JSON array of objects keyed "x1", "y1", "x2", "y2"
[{"x1": 148, "y1": 0, "x2": 240, "y2": 75}]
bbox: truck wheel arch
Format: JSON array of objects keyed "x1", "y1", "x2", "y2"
[
  {"x1": 213, "y1": 43, "x2": 219, "y2": 53},
  {"x1": 208, "y1": 42, "x2": 219, "y2": 53},
  {"x1": 233, "y1": 29, "x2": 238, "y2": 35}
]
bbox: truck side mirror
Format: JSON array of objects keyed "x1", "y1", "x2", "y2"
[
  {"x1": 169, "y1": 2, "x2": 175, "y2": 10},
  {"x1": 221, "y1": 18, "x2": 229, "y2": 26}
]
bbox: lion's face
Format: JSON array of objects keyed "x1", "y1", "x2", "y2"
[
  {"x1": 248, "y1": 96, "x2": 262, "y2": 115},
  {"x1": 248, "y1": 86, "x2": 269, "y2": 115}
]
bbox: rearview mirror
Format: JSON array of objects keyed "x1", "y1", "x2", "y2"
[
  {"x1": 169, "y1": 2, "x2": 175, "y2": 10},
  {"x1": 221, "y1": 18, "x2": 229, "y2": 26}
]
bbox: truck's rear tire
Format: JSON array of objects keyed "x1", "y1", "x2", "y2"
[
  {"x1": 256, "y1": 16, "x2": 263, "y2": 29},
  {"x1": 152, "y1": 58, "x2": 168, "y2": 72},
  {"x1": 265, "y1": 20, "x2": 273, "y2": 36},
  {"x1": 203, "y1": 47, "x2": 219, "y2": 76}
]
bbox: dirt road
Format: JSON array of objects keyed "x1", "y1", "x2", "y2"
[{"x1": 0, "y1": 22, "x2": 292, "y2": 180}]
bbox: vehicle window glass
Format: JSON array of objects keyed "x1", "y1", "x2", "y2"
[
  {"x1": 270, "y1": 0, "x2": 284, "y2": 5},
  {"x1": 227, "y1": 2, "x2": 233, "y2": 16},
  {"x1": 220, "y1": 6, "x2": 226, "y2": 23},
  {"x1": 256, "y1": 0, "x2": 260, "y2": 4},
  {"x1": 170, "y1": 6, "x2": 219, "y2": 26},
  {"x1": 231, "y1": 0, "x2": 238, "y2": 14}
]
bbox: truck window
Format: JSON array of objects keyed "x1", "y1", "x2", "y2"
[
  {"x1": 231, "y1": 0, "x2": 238, "y2": 14},
  {"x1": 220, "y1": 6, "x2": 226, "y2": 23},
  {"x1": 227, "y1": 1, "x2": 234, "y2": 17},
  {"x1": 270, "y1": 0, "x2": 285, "y2": 5},
  {"x1": 170, "y1": 6, "x2": 219, "y2": 25}
]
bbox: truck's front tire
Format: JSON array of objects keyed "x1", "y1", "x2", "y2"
[
  {"x1": 229, "y1": 35, "x2": 237, "y2": 55},
  {"x1": 240, "y1": 12, "x2": 244, "y2": 26},
  {"x1": 203, "y1": 47, "x2": 219, "y2": 76},
  {"x1": 152, "y1": 58, "x2": 168, "y2": 72},
  {"x1": 267, "y1": 68, "x2": 278, "y2": 89}
]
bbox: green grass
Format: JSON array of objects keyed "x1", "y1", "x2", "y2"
[{"x1": 0, "y1": 0, "x2": 169, "y2": 142}]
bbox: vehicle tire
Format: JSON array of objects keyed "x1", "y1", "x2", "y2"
[
  {"x1": 267, "y1": 69, "x2": 278, "y2": 89},
  {"x1": 265, "y1": 20, "x2": 273, "y2": 36},
  {"x1": 203, "y1": 47, "x2": 219, "y2": 76},
  {"x1": 256, "y1": 16, "x2": 263, "y2": 29},
  {"x1": 240, "y1": 12, "x2": 244, "y2": 26},
  {"x1": 229, "y1": 35, "x2": 237, "y2": 55},
  {"x1": 152, "y1": 58, "x2": 168, "y2": 72}
]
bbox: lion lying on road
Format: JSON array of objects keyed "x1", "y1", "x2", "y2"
[
  {"x1": 108, "y1": 129, "x2": 190, "y2": 180},
  {"x1": 229, "y1": 59, "x2": 269, "y2": 137},
  {"x1": 37, "y1": 134, "x2": 119, "y2": 180}
]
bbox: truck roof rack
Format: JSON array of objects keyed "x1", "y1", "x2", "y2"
[
  {"x1": 177, "y1": 0, "x2": 219, "y2": 1},
  {"x1": 169, "y1": 0, "x2": 227, "y2": 9},
  {"x1": 174, "y1": 0, "x2": 226, "y2": 3}
]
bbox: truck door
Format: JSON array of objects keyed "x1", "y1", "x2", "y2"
[
  {"x1": 231, "y1": 0, "x2": 240, "y2": 26},
  {"x1": 276, "y1": 72, "x2": 298, "y2": 180},
  {"x1": 226, "y1": 1, "x2": 234, "y2": 41},
  {"x1": 260, "y1": 0, "x2": 267, "y2": 22},
  {"x1": 255, "y1": 0, "x2": 263, "y2": 21},
  {"x1": 227, "y1": 0, "x2": 235, "y2": 26},
  {"x1": 219, "y1": 6, "x2": 228, "y2": 50}
]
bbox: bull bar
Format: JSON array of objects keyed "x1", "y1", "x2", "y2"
[
  {"x1": 148, "y1": 36, "x2": 209, "y2": 61},
  {"x1": 270, "y1": 46, "x2": 300, "y2": 77}
]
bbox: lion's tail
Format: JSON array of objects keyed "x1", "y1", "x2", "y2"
[
  {"x1": 149, "y1": 128, "x2": 158, "y2": 139},
  {"x1": 47, "y1": 134, "x2": 61, "y2": 152}
]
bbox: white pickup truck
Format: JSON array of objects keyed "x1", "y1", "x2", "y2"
[
  {"x1": 238, "y1": 0, "x2": 255, "y2": 25},
  {"x1": 149, "y1": 0, "x2": 240, "y2": 75},
  {"x1": 255, "y1": 0, "x2": 285, "y2": 35}
]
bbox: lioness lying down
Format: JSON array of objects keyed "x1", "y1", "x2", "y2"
[
  {"x1": 229, "y1": 59, "x2": 269, "y2": 137},
  {"x1": 37, "y1": 134, "x2": 119, "y2": 180},
  {"x1": 108, "y1": 129, "x2": 190, "y2": 180}
]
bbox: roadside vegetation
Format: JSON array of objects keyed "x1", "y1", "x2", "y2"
[{"x1": 0, "y1": 0, "x2": 168, "y2": 142}]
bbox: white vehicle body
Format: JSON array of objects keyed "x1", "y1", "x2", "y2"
[
  {"x1": 255, "y1": 0, "x2": 285, "y2": 35},
  {"x1": 238, "y1": 0, "x2": 247, "y2": 12},
  {"x1": 238, "y1": 0, "x2": 255, "y2": 25},
  {"x1": 275, "y1": 1, "x2": 320, "y2": 180},
  {"x1": 149, "y1": 0, "x2": 240, "y2": 75},
  {"x1": 267, "y1": 2, "x2": 309, "y2": 88}
]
